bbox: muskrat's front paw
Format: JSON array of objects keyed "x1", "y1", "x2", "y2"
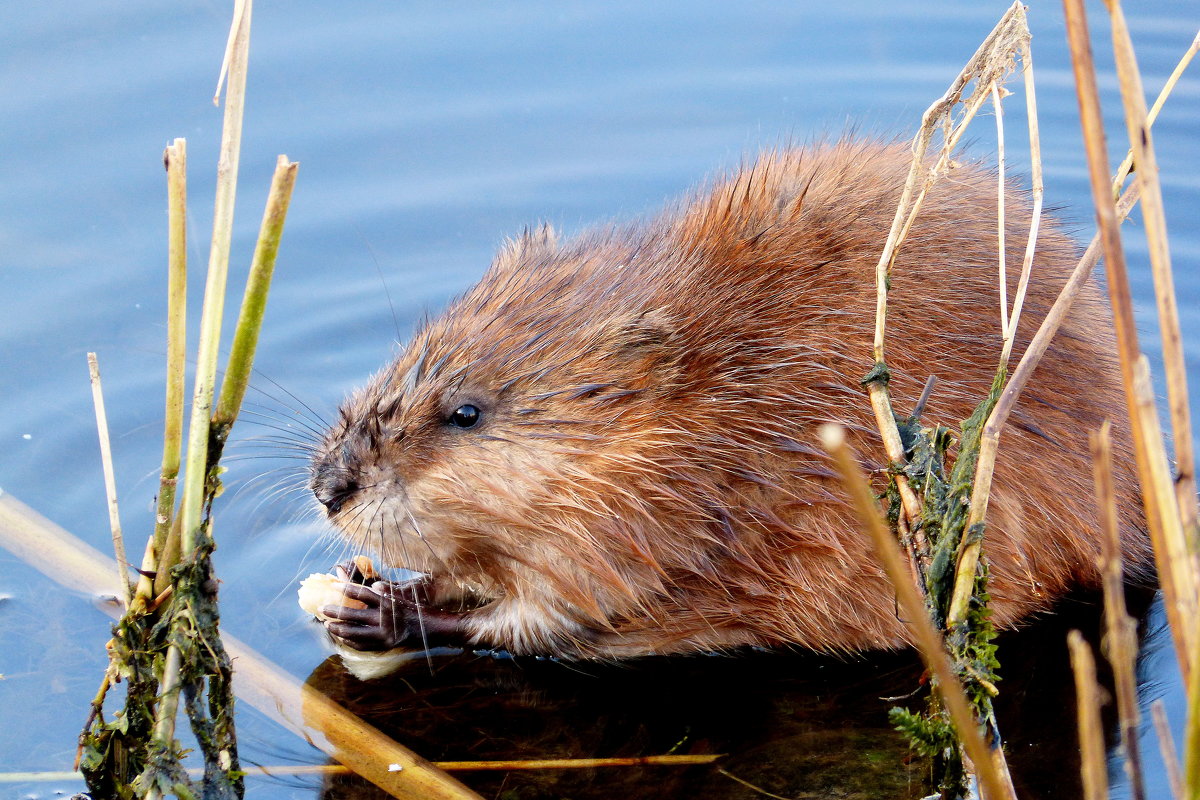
[{"x1": 320, "y1": 581, "x2": 461, "y2": 651}]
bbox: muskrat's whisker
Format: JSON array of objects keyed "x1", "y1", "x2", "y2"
[
  {"x1": 391, "y1": 507, "x2": 434, "y2": 667},
  {"x1": 246, "y1": 368, "x2": 332, "y2": 430},
  {"x1": 296, "y1": 521, "x2": 346, "y2": 576},
  {"x1": 227, "y1": 435, "x2": 316, "y2": 449},
  {"x1": 219, "y1": 454, "x2": 314, "y2": 463},
  {"x1": 227, "y1": 434, "x2": 319, "y2": 451},
  {"x1": 405, "y1": 506, "x2": 449, "y2": 575},
  {"x1": 333, "y1": 499, "x2": 381, "y2": 571},
  {"x1": 239, "y1": 398, "x2": 325, "y2": 427},
  {"x1": 226, "y1": 438, "x2": 319, "y2": 455},
  {"x1": 224, "y1": 464, "x2": 306, "y2": 499},
  {"x1": 233, "y1": 410, "x2": 323, "y2": 445},
  {"x1": 240, "y1": 395, "x2": 325, "y2": 421},
  {"x1": 258, "y1": 477, "x2": 313, "y2": 502},
  {"x1": 337, "y1": 494, "x2": 381, "y2": 539},
  {"x1": 289, "y1": 503, "x2": 324, "y2": 533},
  {"x1": 245, "y1": 477, "x2": 313, "y2": 516}
]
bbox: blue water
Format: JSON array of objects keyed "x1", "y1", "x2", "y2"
[{"x1": 0, "y1": 2, "x2": 1196, "y2": 798}]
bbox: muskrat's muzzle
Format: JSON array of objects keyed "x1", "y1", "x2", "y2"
[{"x1": 310, "y1": 455, "x2": 360, "y2": 515}]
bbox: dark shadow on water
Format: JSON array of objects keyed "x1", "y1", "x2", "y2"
[{"x1": 305, "y1": 589, "x2": 1164, "y2": 800}]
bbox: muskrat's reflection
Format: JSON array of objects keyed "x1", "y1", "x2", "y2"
[{"x1": 305, "y1": 591, "x2": 1162, "y2": 800}]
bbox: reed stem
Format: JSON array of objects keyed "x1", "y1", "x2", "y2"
[
  {"x1": 147, "y1": 1, "x2": 253, "y2": 781},
  {"x1": 1187, "y1": 626, "x2": 1200, "y2": 800},
  {"x1": 949, "y1": 22, "x2": 1197, "y2": 628},
  {"x1": 992, "y1": 83, "x2": 1009, "y2": 348},
  {"x1": 949, "y1": 18, "x2": 1200, "y2": 631},
  {"x1": 214, "y1": 155, "x2": 299, "y2": 434},
  {"x1": 1102, "y1": 0, "x2": 1200, "y2": 574},
  {"x1": 998, "y1": 33, "x2": 1043, "y2": 370},
  {"x1": 866, "y1": 2, "x2": 1032, "y2": 547},
  {"x1": 149, "y1": 138, "x2": 188, "y2": 602},
  {"x1": 1090, "y1": 423, "x2": 1146, "y2": 800},
  {"x1": 819, "y1": 423, "x2": 1015, "y2": 800},
  {"x1": 177, "y1": 0, "x2": 251, "y2": 559},
  {"x1": 1062, "y1": 0, "x2": 1194, "y2": 683},
  {"x1": 1111, "y1": 29, "x2": 1200, "y2": 192}
]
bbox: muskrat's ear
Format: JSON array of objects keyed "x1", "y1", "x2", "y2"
[
  {"x1": 493, "y1": 223, "x2": 558, "y2": 273},
  {"x1": 612, "y1": 307, "x2": 673, "y2": 350},
  {"x1": 607, "y1": 308, "x2": 682, "y2": 381}
]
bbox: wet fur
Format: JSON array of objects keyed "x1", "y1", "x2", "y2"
[{"x1": 312, "y1": 140, "x2": 1149, "y2": 658}]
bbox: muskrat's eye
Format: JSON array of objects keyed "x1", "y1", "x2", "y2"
[{"x1": 448, "y1": 404, "x2": 481, "y2": 429}]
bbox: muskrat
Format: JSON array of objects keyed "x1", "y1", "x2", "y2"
[{"x1": 309, "y1": 140, "x2": 1150, "y2": 660}]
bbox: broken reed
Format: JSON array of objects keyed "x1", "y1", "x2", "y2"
[
  {"x1": 0, "y1": 492, "x2": 484, "y2": 800},
  {"x1": 79, "y1": 1, "x2": 303, "y2": 798},
  {"x1": 1063, "y1": 0, "x2": 1198, "y2": 684},
  {"x1": 1090, "y1": 424, "x2": 1146, "y2": 800},
  {"x1": 820, "y1": 425, "x2": 1012, "y2": 800},
  {"x1": 835, "y1": 3, "x2": 1200, "y2": 799},
  {"x1": 1062, "y1": 3, "x2": 1200, "y2": 800},
  {"x1": 850, "y1": 5, "x2": 1035, "y2": 798}
]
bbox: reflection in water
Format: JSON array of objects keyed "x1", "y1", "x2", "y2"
[
  {"x1": 308, "y1": 646, "x2": 926, "y2": 799},
  {"x1": 300, "y1": 589, "x2": 1170, "y2": 800}
]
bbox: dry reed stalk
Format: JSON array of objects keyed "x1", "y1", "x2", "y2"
[
  {"x1": 1090, "y1": 423, "x2": 1146, "y2": 800},
  {"x1": 868, "y1": 3, "x2": 1036, "y2": 551},
  {"x1": 1061, "y1": 0, "x2": 1195, "y2": 684},
  {"x1": 716, "y1": 768, "x2": 806, "y2": 800},
  {"x1": 1103, "y1": 0, "x2": 1200, "y2": 574},
  {"x1": 0, "y1": 492, "x2": 483, "y2": 800},
  {"x1": 1112, "y1": 30, "x2": 1200, "y2": 193},
  {"x1": 1068, "y1": 631, "x2": 1110, "y2": 800},
  {"x1": 999, "y1": 30, "x2": 1043, "y2": 370},
  {"x1": 948, "y1": 16, "x2": 1198, "y2": 629},
  {"x1": 944, "y1": 14, "x2": 1045, "y2": 625},
  {"x1": 1133, "y1": 351, "x2": 1200, "y2": 669},
  {"x1": 427, "y1": 756, "x2": 719, "y2": 771},
  {"x1": 1188, "y1": 627, "x2": 1200, "y2": 800},
  {"x1": 1151, "y1": 699, "x2": 1184, "y2": 800},
  {"x1": 992, "y1": 83, "x2": 1009, "y2": 348},
  {"x1": 819, "y1": 424, "x2": 1016, "y2": 800},
  {"x1": 213, "y1": 0, "x2": 248, "y2": 106},
  {"x1": 946, "y1": 180, "x2": 1138, "y2": 623},
  {"x1": 86, "y1": 353, "x2": 132, "y2": 606}
]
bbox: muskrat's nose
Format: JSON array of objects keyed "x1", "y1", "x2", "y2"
[{"x1": 311, "y1": 461, "x2": 359, "y2": 515}]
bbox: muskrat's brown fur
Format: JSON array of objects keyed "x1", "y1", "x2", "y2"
[{"x1": 311, "y1": 140, "x2": 1150, "y2": 659}]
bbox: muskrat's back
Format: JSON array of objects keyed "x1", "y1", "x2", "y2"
[{"x1": 312, "y1": 140, "x2": 1149, "y2": 658}]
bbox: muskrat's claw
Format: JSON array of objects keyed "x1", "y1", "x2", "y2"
[
  {"x1": 333, "y1": 558, "x2": 380, "y2": 586},
  {"x1": 321, "y1": 580, "x2": 462, "y2": 651}
]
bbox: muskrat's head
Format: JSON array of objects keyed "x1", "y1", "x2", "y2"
[{"x1": 310, "y1": 226, "x2": 722, "y2": 631}]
